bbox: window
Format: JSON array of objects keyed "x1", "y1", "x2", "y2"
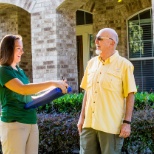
[
  {"x1": 76, "y1": 10, "x2": 93, "y2": 25},
  {"x1": 132, "y1": 60, "x2": 154, "y2": 92},
  {"x1": 128, "y1": 8, "x2": 153, "y2": 92}
]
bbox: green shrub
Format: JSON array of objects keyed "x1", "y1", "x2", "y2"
[
  {"x1": 0, "y1": 113, "x2": 80, "y2": 154},
  {"x1": 0, "y1": 92, "x2": 154, "y2": 153},
  {"x1": 37, "y1": 93, "x2": 83, "y2": 114},
  {"x1": 36, "y1": 92, "x2": 154, "y2": 153},
  {"x1": 38, "y1": 113, "x2": 80, "y2": 154},
  {"x1": 134, "y1": 92, "x2": 154, "y2": 110},
  {"x1": 122, "y1": 107, "x2": 154, "y2": 153},
  {"x1": 37, "y1": 92, "x2": 154, "y2": 114}
]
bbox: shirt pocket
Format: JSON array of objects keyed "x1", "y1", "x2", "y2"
[{"x1": 102, "y1": 70, "x2": 122, "y2": 92}]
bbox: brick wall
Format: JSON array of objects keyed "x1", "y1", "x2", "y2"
[
  {"x1": 0, "y1": 5, "x2": 32, "y2": 81},
  {"x1": 18, "y1": 7, "x2": 32, "y2": 81},
  {"x1": 55, "y1": 11, "x2": 78, "y2": 91},
  {"x1": 0, "y1": 5, "x2": 18, "y2": 40},
  {"x1": 30, "y1": 0, "x2": 63, "y2": 83},
  {"x1": 0, "y1": 0, "x2": 152, "y2": 92},
  {"x1": 92, "y1": 0, "x2": 152, "y2": 58},
  {"x1": 56, "y1": 0, "x2": 92, "y2": 91}
]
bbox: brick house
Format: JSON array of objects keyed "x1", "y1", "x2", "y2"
[{"x1": 0, "y1": 0, "x2": 153, "y2": 92}]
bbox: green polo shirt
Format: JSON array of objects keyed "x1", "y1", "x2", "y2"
[{"x1": 0, "y1": 65, "x2": 37, "y2": 124}]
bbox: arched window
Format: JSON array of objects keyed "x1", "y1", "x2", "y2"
[
  {"x1": 128, "y1": 8, "x2": 153, "y2": 92},
  {"x1": 76, "y1": 10, "x2": 93, "y2": 25}
]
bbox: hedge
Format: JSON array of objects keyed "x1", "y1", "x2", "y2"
[{"x1": 0, "y1": 92, "x2": 154, "y2": 154}]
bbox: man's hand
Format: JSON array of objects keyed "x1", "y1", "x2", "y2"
[
  {"x1": 77, "y1": 92, "x2": 87, "y2": 135},
  {"x1": 119, "y1": 123, "x2": 131, "y2": 138},
  {"x1": 77, "y1": 116, "x2": 84, "y2": 135}
]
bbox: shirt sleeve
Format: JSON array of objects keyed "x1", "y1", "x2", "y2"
[
  {"x1": 80, "y1": 65, "x2": 88, "y2": 90},
  {"x1": 0, "y1": 66, "x2": 16, "y2": 86},
  {"x1": 122, "y1": 63, "x2": 137, "y2": 98}
]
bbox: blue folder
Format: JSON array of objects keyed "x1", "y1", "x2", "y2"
[{"x1": 24, "y1": 87, "x2": 72, "y2": 109}]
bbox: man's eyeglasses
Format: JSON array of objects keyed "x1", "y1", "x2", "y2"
[{"x1": 96, "y1": 36, "x2": 113, "y2": 41}]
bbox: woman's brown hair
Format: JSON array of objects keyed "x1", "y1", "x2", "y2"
[{"x1": 0, "y1": 34, "x2": 22, "y2": 66}]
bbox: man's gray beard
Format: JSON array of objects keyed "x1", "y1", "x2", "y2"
[{"x1": 95, "y1": 49, "x2": 102, "y2": 55}]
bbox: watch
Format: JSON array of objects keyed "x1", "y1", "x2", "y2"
[{"x1": 123, "y1": 120, "x2": 131, "y2": 124}]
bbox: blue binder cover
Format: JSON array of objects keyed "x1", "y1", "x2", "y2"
[{"x1": 24, "y1": 87, "x2": 72, "y2": 109}]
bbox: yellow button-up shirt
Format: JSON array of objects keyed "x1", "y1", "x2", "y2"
[{"x1": 80, "y1": 51, "x2": 137, "y2": 134}]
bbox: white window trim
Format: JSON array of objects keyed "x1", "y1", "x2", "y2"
[{"x1": 127, "y1": 7, "x2": 152, "y2": 60}]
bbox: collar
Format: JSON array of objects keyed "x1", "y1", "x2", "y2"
[{"x1": 98, "y1": 50, "x2": 119, "y2": 64}]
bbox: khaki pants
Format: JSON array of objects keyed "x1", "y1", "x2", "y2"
[
  {"x1": 0, "y1": 121, "x2": 39, "y2": 154},
  {"x1": 80, "y1": 128, "x2": 124, "y2": 154}
]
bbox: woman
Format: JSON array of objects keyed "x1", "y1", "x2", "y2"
[{"x1": 0, "y1": 34, "x2": 68, "y2": 154}]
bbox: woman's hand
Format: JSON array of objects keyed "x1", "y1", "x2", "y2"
[{"x1": 53, "y1": 79, "x2": 68, "y2": 94}]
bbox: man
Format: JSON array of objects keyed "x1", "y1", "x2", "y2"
[{"x1": 77, "y1": 28, "x2": 137, "y2": 154}]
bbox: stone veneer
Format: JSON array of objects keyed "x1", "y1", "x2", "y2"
[
  {"x1": 0, "y1": 5, "x2": 32, "y2": 81},
  {"x1": 0, "y1": 0, "x2": 153, "y2": 92},
  {"x1": 81, "y1": 0, "x2": 152, "y2": 57}
]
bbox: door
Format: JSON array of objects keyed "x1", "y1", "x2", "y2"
[{"x1": 77, "y1": 35, "x2": 84, "y2": 92}]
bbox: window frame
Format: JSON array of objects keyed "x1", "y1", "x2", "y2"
[
  {"x1": 127, "y1": 7, "x2": 154, "y2": 92},
  {"x1": 127, "y1": 7, "x2": 153, "y2": 61},
  {"x1": 76, "y1": 10, "x2": 93, "y2": 26}
]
